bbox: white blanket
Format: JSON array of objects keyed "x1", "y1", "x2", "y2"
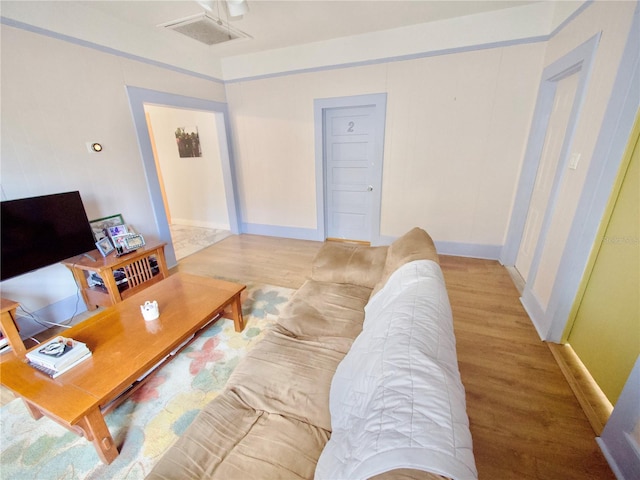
[{"x1": 315, "y1": 260, "x2": 477, "y2": 480}]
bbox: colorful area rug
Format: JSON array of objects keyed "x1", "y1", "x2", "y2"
[{"x1": 0, "y1": 282, "x2": 294, "y2": 480}]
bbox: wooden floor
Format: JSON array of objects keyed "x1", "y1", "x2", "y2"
[
  {"x1": 174, "y1": 233, "x2": 321, "y2": 288},
  {"x1": 178, "y1": 234, "x2": 614, "y2": 480},
  {"x1": 4, "y1": 234, "x2": 613, "y2": 478}
]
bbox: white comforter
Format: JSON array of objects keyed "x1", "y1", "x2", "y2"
[{"x1": 315, "y1": 260, "x2": 477, "y2": 480}]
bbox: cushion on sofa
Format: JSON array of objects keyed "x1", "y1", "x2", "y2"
[
  {"x1": 311, "y1": 242, "x2": 388, "y2": 289},
  {"x1": 147, "y1": 391, "x2": 330, "y2": 480},
  {"x1": 370, "y1": 469, "x2": 449, "y2": 480},
  {"x1": 371, "y1": 227, "x2": 439, "y2": 297},
  {"x1": 276, "y1": 279, "x2": 372, "y2": 353},
  {"x1": 225, "y1": 328, "x2": 348, "y2": 431}
]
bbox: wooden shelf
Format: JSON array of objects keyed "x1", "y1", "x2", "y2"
[{"x1": 62, "y1": 242, "x2": 169, "y2": 310}]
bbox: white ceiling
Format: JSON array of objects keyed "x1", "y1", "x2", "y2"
[
  {"x1": 2, "y1": 0, "x2": 557, "y2": 80},
  {"x1": 63, "y1": 0, "x2": 539, "y2": 58}
]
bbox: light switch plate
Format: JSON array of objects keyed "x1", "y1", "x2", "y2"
[{"x1": 569, "y1": 153, "x2": 581, "y2": 170}]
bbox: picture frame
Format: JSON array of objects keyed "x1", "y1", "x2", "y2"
[
  {"x1": 89, "y1": 214, "x2": 124, "y2": 242},
  {"x1": 123, "y1": 234, "x2": 145, "y2": 251},
  {"x1": 95, "y1": 237, "x2": 115, "y2": 257},
  {"x1": 111, "y1": 233, "x2": 145, "y2": 255},
  {"x1": 175, "y1": 126, "x2": 202, "y2": 158},
  {"x1": 110, "y1": 234, "x2": 130, "y2": 250},
  {"x1": 107, "y1": 224, "x2": 128, "y2": 238}
]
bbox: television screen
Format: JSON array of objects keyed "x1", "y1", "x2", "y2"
[{"x1": 1, "y1": 191, "x2": 97, "y2": 281}]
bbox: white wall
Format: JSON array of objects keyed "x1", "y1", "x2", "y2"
[
  {"x1": 0, "y1": 25, "x2": 225, "y2": 313},
  {"x1": 144, "y1": 105, "x2": 230, "y2": 230},
  {"x1": 0, "y1": 0, "x2": 225, "y2": 79},
  {"x1": 226, "y1": 41, "x2": 546, "y2": 248}
]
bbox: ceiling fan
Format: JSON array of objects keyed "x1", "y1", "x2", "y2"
[{"x1": 197, "y1": 0, "x2": 249, "y2": 19}]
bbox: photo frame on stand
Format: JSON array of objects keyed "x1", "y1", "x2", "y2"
[
  {"x1": 107, "y1": 224, "x2": 128, "y2": 238},
  {"x1": 111, "y1": 233, "x2": 145, "y2": 256},
  {"x1": 96, "y1": 237, "x2": 115, "y2": 257},
  {"x1": 90, "y1": 214, "x2": 124, "y2": 242}
]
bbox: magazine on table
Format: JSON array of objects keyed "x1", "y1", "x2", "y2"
[{"x1": 26, "y1": 336, "x2": 91, "y2": 371}]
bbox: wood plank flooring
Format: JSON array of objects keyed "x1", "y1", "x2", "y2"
[
  {"x1": 177, "y1": 235, "x2": 614, "y2": 480},
  {"x1": 438, "y1": 255, "x2": 613, "y2": 479},
  {"x1": 174, "y1": 233, "x2": 321, "y2": 288},
  {"x1": 4, "y1": 234, "x2": 613, "y2": 478}
]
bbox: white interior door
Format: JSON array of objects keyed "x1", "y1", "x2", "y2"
[
  {"x1": 324, "y1": 106, "x2": 377, "y2": 241},
  {"x1": 515, "y1": 72, "x2": 580, "y2": 280}
]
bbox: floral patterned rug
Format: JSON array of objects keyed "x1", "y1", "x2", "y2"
[{"x1": 0, "y1": 282, "x2": 294, "y2": 480}]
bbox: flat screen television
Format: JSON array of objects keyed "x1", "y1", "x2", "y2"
[{"x1": 1, "y1": 191, "x2": 97, "y2": 281}]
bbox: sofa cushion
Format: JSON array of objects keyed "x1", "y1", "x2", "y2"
[
  {"x1": 147, "y1": 391, "x2": 329, "y2": 480},
  {"x1": 371, "y1": 469, "x2": 449, "y2": 480},
  {"x1": 371, "y1": 227, "x2": 439, "y2": 296},
  {"x1": 226, "y1": 328, "x2": 347, "y2": 431},
  {"x1": 311, "y1": 242, "x2": 388, "y2": 289},
  {"x1": 276, "y1": 279, "x2": 371, "y2": 353}
]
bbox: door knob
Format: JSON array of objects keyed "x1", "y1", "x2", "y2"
[{"x1": 367, "y1": 185, "x2": 373, "y2": 191}]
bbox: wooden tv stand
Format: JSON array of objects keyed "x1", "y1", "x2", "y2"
[{"x1": 62, "y1": 241, "x2": 169, "y2": 310}]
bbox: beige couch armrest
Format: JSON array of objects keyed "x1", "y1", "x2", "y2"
[
  {"x1": 311, "y1": 242, "x2": 388, "y2": 289},
  {"x1": 371, "y1": 228, "x2": 439, "y2": 296}
]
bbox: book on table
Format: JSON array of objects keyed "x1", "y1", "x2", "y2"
[
  {"x1": 28, "y1": 352, "x2": 92, "y2": 378},
  {"x1": 26, "y1": 336, "x2": 92, "y2": 378}
]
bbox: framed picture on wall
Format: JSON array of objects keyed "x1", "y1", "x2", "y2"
[{"x1": 175, "y1": 126, "x2": 202, "y2": 158}]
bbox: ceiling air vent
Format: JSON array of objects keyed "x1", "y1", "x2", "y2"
[{"x1": 159, "y1": 13, "x2": 250, "y2": 46}]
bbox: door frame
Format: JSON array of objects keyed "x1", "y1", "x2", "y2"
[
  {"x1": 313, "y1": 93, "x2": 387, "y2": 244},
  {"x1": 499, "y1": 33, "x2": 600, "y2": 339},
  {"x1": 501, "y1": 2, "x2": 639, "y2": 341},
  {"x1": 127, "y1": 86, "x2": 241, "y2": 268},
  {"x1": 545, "y1": 7, "x2": 639, "y2": 343},
  {"x1": 501, "y1": 33, "x2": 600, "y2": 269}
]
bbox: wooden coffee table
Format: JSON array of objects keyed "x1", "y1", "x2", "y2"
[{"x1": 0, "y1": 273, "x2": 245, "y2": 464}]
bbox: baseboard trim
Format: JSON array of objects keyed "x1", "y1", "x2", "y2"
[
  {"x1": 435, "y1": 241, "x2": 502, "y2": 260},
  {"x1": 505, "y1": 266, "x2": 525, "y2": 294},
  {"x1": 520, "y1": 288, "x2": 547, "y2": 340},
  {"x1": 377, "y1": 235, "x2": 502, "y2": 259},
  {"x1": 171, "y1": 219, "x2": 230, "y2": 230},
  {"x1": 326, "y1": 238, "x2": 371, "y2": 246},
  {"x1": 240, "y1": 223, "x2": 322, "y2": 241},
  {"x1": 242, "y1": 226, "x2": 503, "y2": 259},
  {"x1": 547, "y1": 342, "x2": 613, "y2": 436}
]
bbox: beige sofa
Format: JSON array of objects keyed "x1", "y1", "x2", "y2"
[{"x1": 148, "y1": 228, "x2": 475, "y2": 480}]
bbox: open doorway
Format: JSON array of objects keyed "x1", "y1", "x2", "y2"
[
  {"x1": 127, "y1": 86, "x2": 240, "y2": 268},
  {"x1": 144, "y1": 104, "x2": 232, "y2": 260}
]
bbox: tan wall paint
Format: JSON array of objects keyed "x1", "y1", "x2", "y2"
[
  {"x1": 0, "y1": 25, "x2": 225, "y2": 310},
  {"x1": 226, "y1": 42, "x2": 545, "y2": 243}
]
